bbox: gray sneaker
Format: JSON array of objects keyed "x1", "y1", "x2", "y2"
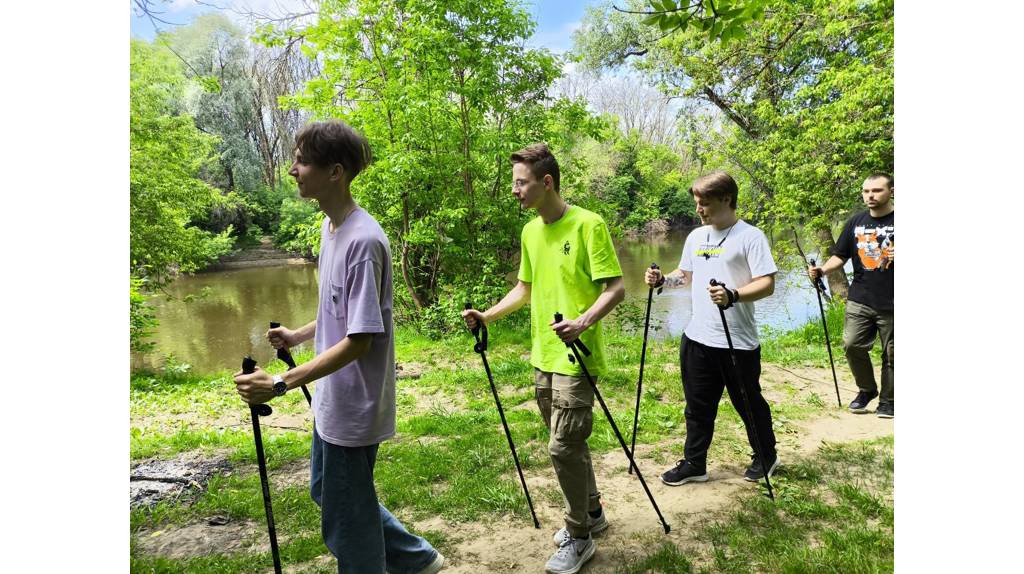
[
  {"x1": 545, "y1": 536, "x2": 596, "y2": 574},
  {"x1": 552, "y1": 511, "x2": 609, "y2": 546},
  {"x1": 416, "y1": 551, "x2": 444, "y2": 574}
]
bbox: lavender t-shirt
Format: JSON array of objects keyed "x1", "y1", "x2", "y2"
[{"x1": 313, "y1": 208, "x2": 396, "y2": 447}]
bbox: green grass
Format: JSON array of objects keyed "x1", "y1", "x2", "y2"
[
  {"x1": 615, "y1": 437, "x2": 894, "y2": 574},
  {"x1": 130, "y1": 312, "x2": 891, "y2": 573},
  {"x1": 761, "y1": 300, "x2": 884, "y2": 367}
]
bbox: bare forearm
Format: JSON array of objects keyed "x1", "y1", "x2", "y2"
[
  {"x1": 820, "y1": 256, "x2": 846, "y2": 275},
  {"x1": 737, "y1": 275, "x2": 775, "y2": 303},
  {"x1": 281, "y1": 333, "x2": 371, "y2": 390},
  {"x1": 483, "y1": 282, "x2": 531, "y2": 323},
  {"x1": 578, "y1": 277, "x2": 625, "y2": 329},
  {"x1": 293, "y1": 320, "x2": 317, "y2": 344}
]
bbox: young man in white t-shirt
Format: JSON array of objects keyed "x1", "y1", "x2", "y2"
[
  {"x1": 645, "y1": 171, "x2": 780, "y2": 486},
  {"x1": 233, "y1": 121, "x2": 444, "y2": 574}
]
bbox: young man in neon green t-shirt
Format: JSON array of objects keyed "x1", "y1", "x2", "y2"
[{"x1": 462, "y1": 144, "x2": 624, "y2": 574}]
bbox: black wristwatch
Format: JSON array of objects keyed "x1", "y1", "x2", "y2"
[{"x1": 272, "y1": 374, "x2": 287, "y2": 396}]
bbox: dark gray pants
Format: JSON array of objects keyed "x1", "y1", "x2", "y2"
[{"x1": 843, "y1": 300, "x2": 894, "y2": 403}]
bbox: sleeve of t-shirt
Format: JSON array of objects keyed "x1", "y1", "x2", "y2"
[
  {"x1": 344, "y1": 249, "x2": 386, "y2": 336},
  {"x1": 586, "y1": 219, "x2": 623, "y2": 281},
  {"x1": 517, "y1": 226, "x2": 532, "y2": 283},
  {"x1": 746, "y1": 228, "x2": 779, "y2": 278},
  {"x1": 832, "y1": 216, "x2": 856, "y2": 260},
  {"x1": 679, "y1": 233, "x2": 694, "y2": 272}
]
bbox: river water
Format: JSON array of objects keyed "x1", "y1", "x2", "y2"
[{"x1": 132, "y1": 228, "x2": 825, "y2": 373}]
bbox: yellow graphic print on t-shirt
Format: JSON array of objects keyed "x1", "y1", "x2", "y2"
[{"x1": 855, "y1": 225, "x2": 894, "y2": 271}]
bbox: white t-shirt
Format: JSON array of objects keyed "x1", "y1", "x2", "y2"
[
  {"x1": 313, "y1": 208, "x2": 396, "y2": 447},
  {"x1": 679, "y1": 220, "x2": 777, "y2": 350}
]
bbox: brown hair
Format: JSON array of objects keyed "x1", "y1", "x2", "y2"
[
  {"x1": 689, "y1": 171, "x2": 738, "y2": 209},
  {"x1": 294, "y1": 120, "x2": 373, "y2": 182},
  {"x1": 865, "y1": 172, "x2": 894, "y2": 188},
  {"x1": 510, "y1": 143, "x2": 560, "y2": 192}
]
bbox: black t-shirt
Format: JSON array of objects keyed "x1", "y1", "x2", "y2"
[{"x1": 832, "y1": 210, "x2": 894, "y2": 313}]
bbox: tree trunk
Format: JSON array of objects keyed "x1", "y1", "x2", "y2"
[{"x1": 815, "y1": 227, "x2": 849, "y2": 300}]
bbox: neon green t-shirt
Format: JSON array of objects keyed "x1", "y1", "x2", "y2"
[{"x1": 518, "y1": 205, "x2": 622, "y2": 377}]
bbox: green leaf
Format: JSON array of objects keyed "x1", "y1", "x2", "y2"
[
  {"x1": 710, "y1": 20, "x2": 723, "y2": 39},
  {"x1": 198, "y1": 76, "x2": 221, "y2": 93}
]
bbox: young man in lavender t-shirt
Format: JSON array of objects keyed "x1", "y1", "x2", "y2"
[{"x1": 233, "y1": 120, "x2": 444, "y2": 574}]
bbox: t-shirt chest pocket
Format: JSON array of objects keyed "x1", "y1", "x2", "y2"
[{"x1": 328, "y1": 276, "x2": 347, "y2": 321}]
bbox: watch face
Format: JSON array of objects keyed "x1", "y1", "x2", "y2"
[{"x1": 274, "y1": 381, "x2": 287, "y2": 396}]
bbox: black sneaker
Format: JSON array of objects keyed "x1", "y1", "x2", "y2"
[
  {"x1": 848, "y1": 390, "x2": 878, "y2": 413},
  {"x1": 744, "y1": 453, "x2": 780, "y2": 482},
  {"x1": 876, "y1": 401, "x2": 893, "y2": 418},
  {"x1": 661, "y1": 459, "x2": 709, "y2": 486}
]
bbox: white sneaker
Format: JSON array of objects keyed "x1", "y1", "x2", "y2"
[
  {"x1": 552, "y1": 510, "x2": 609, "y2": 546},
  {"x1": 545, "y1": 536, "x2": 595, "y2": 574},
  {"x1": 417, "y1": 551, "x2": 444, "y2": 574}
]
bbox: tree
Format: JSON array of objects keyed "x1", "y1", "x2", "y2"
[
  {"x1": 574, "y1": 0, "x2": 894, "y2": 297},
  {"x1": 130, "y1": 39, "x2": 235, "y2": 350},
  {"x1": 160, "y1": 14, "x2": 317, "y2": 241},
  {"x1": 131, "y1": 38, "x2": 234, "y2": 284},
  {"x1": 273, "y1": 0, "x2": 605, "y2": 330}
]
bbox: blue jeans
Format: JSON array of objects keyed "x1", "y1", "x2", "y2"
[{"x1": 310, "y1": 427, "x2": 438, "y2": 573}]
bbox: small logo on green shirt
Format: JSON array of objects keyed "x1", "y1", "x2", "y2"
[{"x1": 563, "y1": 241, "x2": 571, "y2": 255}]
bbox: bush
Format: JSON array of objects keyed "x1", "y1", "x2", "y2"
[
  {"x1": 130, "y1": 276, "x2": 158, "y2": 354},
  {"x1": 273, "y1": 197, "x2": 322, "y2": 257}
]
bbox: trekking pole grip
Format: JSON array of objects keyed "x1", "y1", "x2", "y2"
[
  {"x1": 809, "y1": 258, "x2": 827, "y2": 292},
  {"x1": 554, "y1": 313, "x2": 575, "y2": 363},
  {"x1": 651, "y1": 262, "x2": 663, "y2": 294},
  {"x1": 465, "y1": 302, "x2": 486, "y2": 352},
  {"x1": 242, "y1": 357, "x2": 273, "y2": 417},
  {"x1": 554, "y1": 313, "x2": 591, "y2": 359}
]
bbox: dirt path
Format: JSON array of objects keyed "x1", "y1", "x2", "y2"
[
  {"x1": 408, "y1": 409, "x2": 892, "y2": 573},
  {"x1": 133, "y1": 363, "x2": 894, "y2": 572}
]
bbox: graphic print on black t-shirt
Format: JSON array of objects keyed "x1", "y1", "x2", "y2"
[
  {"x1": 833, "y1": 210, "x2": 894, "y2": 313},
  {"x1": 854, "y1": 223, "x2": 894, "y2": 272}
]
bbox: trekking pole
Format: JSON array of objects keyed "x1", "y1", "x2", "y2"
[
  {"x1": 555, "y1": 313, "x2": 671, "y2": 534},
  {"x1": 806, "y1": 262, "x2": 842, "y2": 407},
  {"x1": 708, "y1": 280, "x2": 775, "y2": 501},
  {"x1": 792, "y1": 231, "x2": 842, "y2": 407},
  {"x1": 241, "y1": 356, "x2": 283, "y2": 574},
  {"x1": 269, "y1": 322, "x2": 313, "y2": 406},
  {"x1": 629, "y1": 263, "x2": 661, "y2": 475},
  {"x1": 464, "y1": 303, "x2": 540, "y2": 529}
]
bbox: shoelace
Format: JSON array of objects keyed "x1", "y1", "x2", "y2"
[{"x1": 554, "y1": 536, "x2": 574, "y2": 558}]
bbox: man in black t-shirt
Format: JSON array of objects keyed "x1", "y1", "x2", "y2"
[{"x1": 809, "y1": 173, "x2": 894, "y2": 418}]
